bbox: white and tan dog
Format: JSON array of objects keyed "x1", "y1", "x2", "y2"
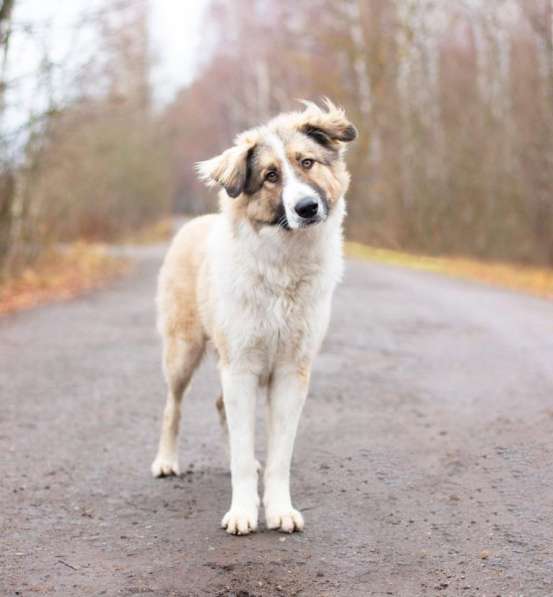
[{"x1": 151, "y1": 100, "x2": 357, "y2": 535}]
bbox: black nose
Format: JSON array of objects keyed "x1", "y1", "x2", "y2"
[{"x1": 295, "y1": 197, "x2": 319, "y2": 219}]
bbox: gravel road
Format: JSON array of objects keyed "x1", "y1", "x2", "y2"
[{"x1": 2, "y1": 242, "x2": 553, "y2": 597}]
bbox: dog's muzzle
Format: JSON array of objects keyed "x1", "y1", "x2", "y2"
[
  {"x1": 293, "y1": 196, "x2": 326, "y2": 227},
  {"x1": 295, "y1": 196, "x2": 319, "y2": 219}
]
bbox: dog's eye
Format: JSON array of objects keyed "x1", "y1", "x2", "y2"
[
  {"x1": 301, "y1": 158, "x2": 314, "y2": 170},
  {"x1": 265, "y1": 170, "x2": 279, "y2": 183}
]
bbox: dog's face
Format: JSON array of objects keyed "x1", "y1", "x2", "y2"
[{"x1": 197, "y1": 100, "x2": 357, "y2": 231}]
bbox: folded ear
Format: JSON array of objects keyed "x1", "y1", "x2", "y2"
[
  {"x1": 196, "y1": 143, "x2": 253, "y2": 198},
  {"x1": 299, "y1": 98, "x2": 357, "y2": 148}
]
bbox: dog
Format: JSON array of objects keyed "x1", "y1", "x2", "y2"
[{"x1": 151, "y1": 99, "x2": 357, "y2": 535}]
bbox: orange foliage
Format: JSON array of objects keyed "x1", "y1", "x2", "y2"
[{"x1": 0, "y1": 243, "x2": 128, "y2": 316}]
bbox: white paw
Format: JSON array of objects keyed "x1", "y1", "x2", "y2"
[
  {"x1": 221, "y1": 507, "x2": 258, "y2": 535},
  {"x1": 151, "y1": 454, "x2": 180, "y2": 477},
  {"x1": 265, "y1": 506, "x2": 304, "y2": 533}
]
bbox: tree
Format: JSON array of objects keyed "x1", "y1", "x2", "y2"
[{"x1": 0, "y1": 0, "x2": 16, "y2": 277}]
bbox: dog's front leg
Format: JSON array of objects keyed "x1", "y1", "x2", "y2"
[
  {"x1": 263, "y1": 365, "x2": 309, "y2": 533},
  {"x1": 220, "y1": 368, "x2": 259, "y2": 535}
]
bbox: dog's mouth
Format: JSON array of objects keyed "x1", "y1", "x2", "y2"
[
  {"x1": 296, "y1": 215, "x2": 324, "y2": 228},
  {"x1": 276, "y1": 214, "x2": 327, "y2": 231},
  {"x1": 273, "y1": 215, "x2": 326, "y2": 231}
]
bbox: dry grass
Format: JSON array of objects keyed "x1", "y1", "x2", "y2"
[
  {"x1": 346, "y1": 242, "x2": 553, "y2": 299},
  {"x1": 0, "y1": 218, "x2": 173, "y2": 317},
  {"x1": 121, "y1": 217, "x2": 174, "y2": 245},
  {"x1": 0, "y1": 243, "x2": 129, "y2": 316}
]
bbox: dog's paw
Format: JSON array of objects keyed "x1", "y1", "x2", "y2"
[
  {"x1": 221, "y1": 507, "x2": 258, "y2": 535},
  {"x1": 151, "y1": 454, "x2": 180, "y2": 478},
  {"x1": 265, "y1": 507, "x2": 304, "y2": 533}
]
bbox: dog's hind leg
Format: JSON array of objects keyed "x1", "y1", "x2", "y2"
[
  {"x1": 151, "y1": 333, "x2": 204, "y2": 477},
  {"x1": 216, "y1": 393, "x2": 227, "y2": 435},
  {"x1": 215, "y1": 392, "x2": 231, "y2": 460}
]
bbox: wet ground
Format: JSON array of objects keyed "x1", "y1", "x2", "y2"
[{"x1": 2, "y1": 242, "x2": 553, "y2": 596}]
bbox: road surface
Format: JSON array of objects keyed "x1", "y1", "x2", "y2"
[{"x1": 2, "y1": 242, "x2": 553, "y2": 596}]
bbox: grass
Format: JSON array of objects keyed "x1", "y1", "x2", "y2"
[
  {"x1": 0, "y1": 242, "x2": 129, "y2": 316},
  {"x1": 121, "y1": 217, "x2": 174, "y2": 244},
  {"x1": 345, "y1": 242, "x2": 553, "y2": 299},
  {"x1": 0, "y1": 217, "x2": 175, "y2": 317}
]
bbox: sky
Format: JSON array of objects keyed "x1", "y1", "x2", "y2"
[
  {"x1": 1, "y1": 0, "x2": 208, "y2": 152},
  {"x1": 149, "y1": 0, "x2": 209, "y2": 103},
  {"x1": 4, "y1": 0, "x2": 208, "y2": 116}
]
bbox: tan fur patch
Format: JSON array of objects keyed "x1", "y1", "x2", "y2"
[
  {"x1": 296, "y1": 361, "x2": 312, "y2": 386},
  {"x1": 213, "y1": 327, "x2": 230, "y2": 367},
  {"x1": 308, "y1": 159, "x2": 351, "y2": 206},
  {"x1": 157, "y1": 215, "x2": 214, "y2": 345}
]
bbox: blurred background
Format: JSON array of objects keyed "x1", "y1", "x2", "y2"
[{"x1": 1, "y1": 0, "x2": 552, "y2": 285}]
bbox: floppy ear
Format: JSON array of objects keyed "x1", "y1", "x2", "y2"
[
  {"x1": 299, "y1": 98, "x2": 357, "y2": 148},
  {"x1": 196, "y1": 143, "x2": 253, "y2": 199}
]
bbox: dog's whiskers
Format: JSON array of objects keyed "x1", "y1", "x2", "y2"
[{"x1": 278, "y1": 214, "x2": 289, "y2": 230}]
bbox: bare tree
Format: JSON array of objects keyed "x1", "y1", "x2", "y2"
[
  {"x1": 1, "y1": 0, "x2": 170, "y2": 279},
  {"x1": 0, "y1": 0, "x2": 16, "y2": 277}
]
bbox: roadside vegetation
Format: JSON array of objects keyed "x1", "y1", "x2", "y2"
[
  {"x1": 346, "y1": 243, "x2": 553, "y2": 299},
  {"x1": 0, "y1": 242, "x2": 128, "y2": 315},
  {"x1": 0, "y1": 214, "x2": 174, "y2": 315}
]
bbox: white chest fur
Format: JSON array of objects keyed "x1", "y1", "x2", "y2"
[{"x1": 207, "y1": 198, "x2": 345, "y2": 373}]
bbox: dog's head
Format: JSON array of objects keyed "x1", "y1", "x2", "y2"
[{"x1": 196, "y1": 99, "x2": 357, "y2": 231}]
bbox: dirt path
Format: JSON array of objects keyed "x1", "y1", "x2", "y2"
[{"x1": 2, "y1": 242, "x2": 553, "y2": 596}]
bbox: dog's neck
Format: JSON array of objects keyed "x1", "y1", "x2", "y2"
[{"x1": 221, "y1": 197, "x2": 345, "y2": 284}]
